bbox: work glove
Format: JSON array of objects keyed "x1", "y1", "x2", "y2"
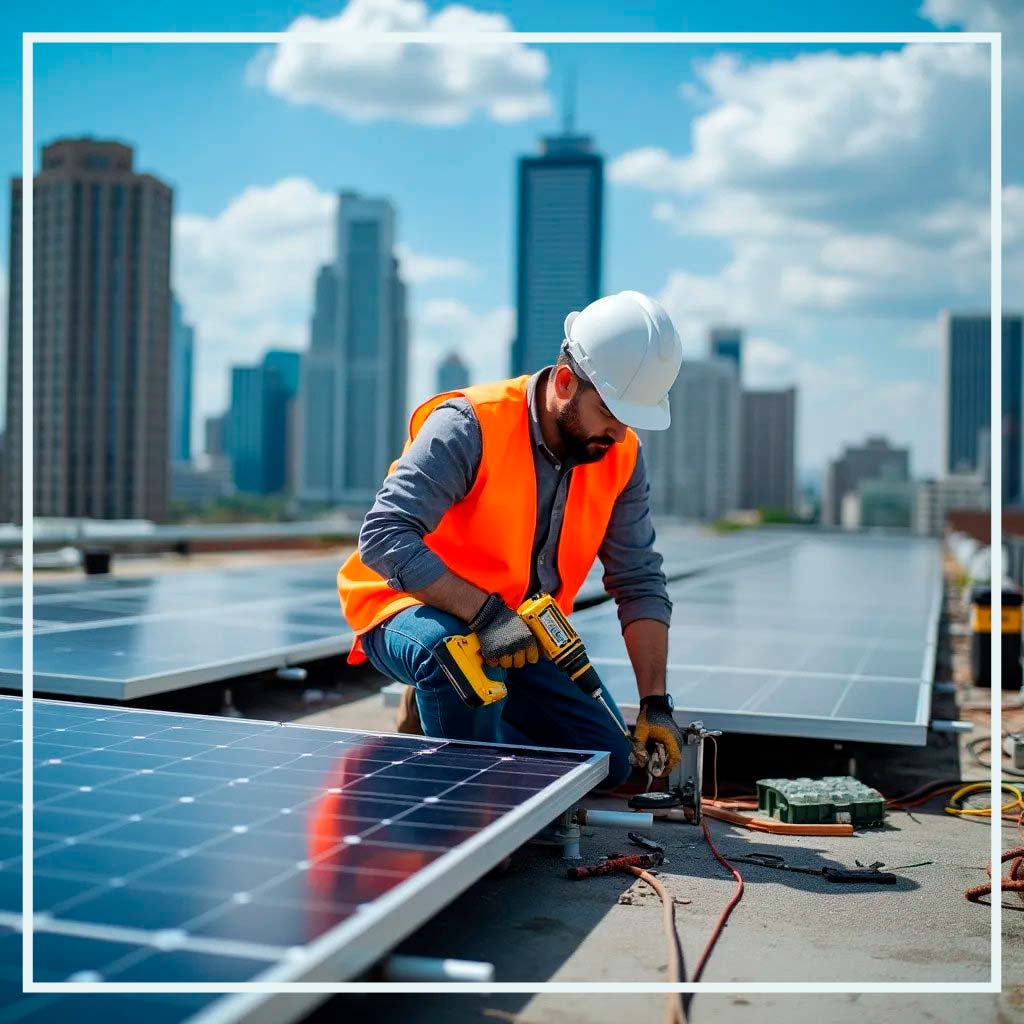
[
  {"x1": 633, "y1": 694, "x2": 683, "y2": 777},
  {"x1": 469, "y1": 593, "x2": 541, "y2": 670}
]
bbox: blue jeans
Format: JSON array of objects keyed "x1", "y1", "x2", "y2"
[{"x1": 362, "y1": 605, "x2": 633, "y2": 789}]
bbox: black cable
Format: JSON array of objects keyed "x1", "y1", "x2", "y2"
[{"x1": 886, "y1": 777, "x2": 967, "y2": 805}]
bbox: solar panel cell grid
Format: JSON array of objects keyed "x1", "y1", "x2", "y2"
[
  {"x1": 574, "y1": 534, "x2": 941, "y2": 745},
  {"x1": 0, "y1": 697, "x2": 606, "y2": 1008}
]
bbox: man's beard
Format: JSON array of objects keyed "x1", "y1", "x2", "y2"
[{"x1": 555, "y1": 391, "x2": 615, "y2": 464}]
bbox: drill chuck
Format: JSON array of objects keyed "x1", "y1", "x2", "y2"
[{"x1": 551, "y1": 643, "x2": 601, "y2": 696}]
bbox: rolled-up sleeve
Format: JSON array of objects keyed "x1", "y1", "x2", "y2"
[
  {"x1": 597, "y1": 443, "x2": 673, "y2": 630},
  {"x1": 358, "y1": 399, "x2": 482, "y2": 593}
]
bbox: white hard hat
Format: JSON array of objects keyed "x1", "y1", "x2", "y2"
[{"x1": 563, "y1": 291, "x2": 683, "y2": 431}]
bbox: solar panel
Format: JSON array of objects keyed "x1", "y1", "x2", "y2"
[
  {"x1": 4, "y1": 530, "x2": 798, "y2": 701},
  {"x1": 0, "y1": 696, "x2": 606, "y2": 1018},
  {"x1": 577, "y1": 524, "x2": 796, "y2": 602},
  {"x1": 0, "y1": 558, "x2": 354, "y2": 699},
  {"x1": 0, "y1": 967, "x2": 217, "y2": 1024},
  {"x1": 575, "y1": 533, "x2": 942, "y2": 746}
]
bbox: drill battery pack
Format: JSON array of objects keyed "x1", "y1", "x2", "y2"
[{"x1": 756, "y1": 775, "x2": 885, "y2": 828}]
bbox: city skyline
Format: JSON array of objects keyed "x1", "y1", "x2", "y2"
[{"x1": 0, "y1": 1, "x2": 1013, "y2": 480}]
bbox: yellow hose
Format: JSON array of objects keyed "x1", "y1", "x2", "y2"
[{"x1": 944, "y1": 782, "x2": 1024, "y2": 818}]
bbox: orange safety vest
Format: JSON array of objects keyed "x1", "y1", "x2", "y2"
[{"x1": 337, "y1": 374, "x2": 639, "y2": 665}]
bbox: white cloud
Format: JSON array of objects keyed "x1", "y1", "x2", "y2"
[
  {"x1": 613, "y1": 40, "x2": 1014, "y2": 332},
  {"x1": 778, "y1": 348, "x2": 936, "y2": 474},
  {"x1": 251, "y1": 0, "x2": 551, "y2": 125},
  {"x1": 612, "y1": 43, "x2": 993, "y2": 235},
  {"x1": 394, "y1": 243, "x2": 475, "y2": 283},
  {"x1": 415, "y1": 298, "x2": 513, "y2": 405},
  {"x1": 173, "y1": 177, "x2": 335, "y2": 436},
  {"x1": 744, "y1": 336, "x2": 797, "y2": 388},
  {"x1": 1005, "y1": 184, "x2": 1024, "y2": 248},
  {"x1": 921, "y1": 0, "x2": 1024, "y2": 38},
  {"x1": 902, "y1": 316, "x2": 943, "y2": 350}
]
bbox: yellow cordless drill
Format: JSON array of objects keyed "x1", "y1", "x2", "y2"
[{"x1": 436, "y1": 593, "x2": 641, "y2": 759}]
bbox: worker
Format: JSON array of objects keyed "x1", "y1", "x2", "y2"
[{"x1": 337, "y1": 291, "x2": 684, "y2": 789}]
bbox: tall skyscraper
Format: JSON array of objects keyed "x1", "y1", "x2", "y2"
[
  {"x1": 2, "y1": 138, "x2": 173, "y2": 523},
  {"x1": 709, "y1": 327, "x2": 743, "y2": 376},
  {"x1": 299, "y1": 265, "x2": 340, "y2": 500},
  {"x1": 169, "y1": 294, "x2": 195, "y2": 462},
  {"x1": 225, "y1": 366, "x2": 265, "y2": 494},
  {"x1": 298, "y1": 192, "x2": 408, "y2": 505},
  {"x1": 511, "y1": 102, "x2": 603, "y2": 376},
  {"x1": 261, "y1": 349, "x2": 300, "y2": 495},
  {"x1": 741, "y1": 387, "x2": 797, "y2": 512},
  {"x1": 437, "y1": 351, "x2": 470, "y2": 393},
  {"x1": 225, "y1": 350, "x2": 301, "y2": 495},
  {"x1": 1006, "y1": 321, "x2": 1023, "y2": 504},
  {"x1": 940, "y1": 312, "x2": 1023, "y2": 504},
  {"x1": 822, "y1": 437, "x2": 910, "y2": 527},
  {"x1": 641, "y1": 359, "x2": 740, "y2": 521}
]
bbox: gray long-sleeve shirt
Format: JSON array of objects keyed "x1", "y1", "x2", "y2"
[{"x1": 358, "y1": 367, "x2": 672, "y2": 630}]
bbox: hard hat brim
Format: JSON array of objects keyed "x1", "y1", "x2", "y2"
[{"x1": 603, "y1": 393, "x2": 671, "y2": 431}]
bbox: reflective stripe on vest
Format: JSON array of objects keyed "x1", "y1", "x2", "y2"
[{"x1": 337, "y1": 374, "x2": 639, "y2": 665}]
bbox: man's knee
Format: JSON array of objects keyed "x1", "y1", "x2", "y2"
[{"x1": 381, "y1": 605, "x2": 495, "y2": 692}]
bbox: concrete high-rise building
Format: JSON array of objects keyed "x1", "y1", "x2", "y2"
[
  {"x1": 298, "y1": 193, "x2": 408, "y2": 506},
  {"x1": 940, "y1": 312, "x2": 1023, "y2": 504},
  {"x1": 169, "y1": 294, "x2": 195, "y2": 462},
  {"x1": 709, "y1": 327, "x2": 743, "y2": 376},
  {"x1": 170, "y1": 455, "x2": 233, "y2": 507},
  {"x1": 511, "y1": 112, "x2": 603, "y2": 376},
  {"x1": 641, "y1": 359, "x2": 740, "y2": 521},
  {"x1": 204, "y1": 414, "x2": 226, "y2": 456},
  {"x1": 309, "y1": 264, "x2": 338, "y2": 354},
  {"x1": 437, "y1": 352, "x2": 470, "y2": 393},
  {"x1": 914, "y1": 475, "x2": 989, "y2": 536},
  {"x1": 822, "y1": 437, "x2": 910, "y2": 527},
  {"x1": 1, "y1": 138, "x2": 173, "y2": 523},
  {"x1": 741, "y1": 387, "x2": 797, "y2": 513},
  {"x1": 842, "y1": 478, "x2": 916, "y2": 530},
  {"x1": 299, "y1": 265, "x2": 339, "y2": 499}
]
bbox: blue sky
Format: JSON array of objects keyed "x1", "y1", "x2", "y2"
[{"x1": 1, "y1": 0, "x2": 1019, "y2": 480}]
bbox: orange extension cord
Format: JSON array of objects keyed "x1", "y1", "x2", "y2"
[{"x1": 885, "y1": 780, "x2": 1024, "y2": 904}]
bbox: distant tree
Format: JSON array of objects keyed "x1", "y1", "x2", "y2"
[
  {"x1": 759, "y1": 507, "x2": 802, "y2": 525},
  {"x1": 710, "y1": 518, "x2": 746, "y2": 534},
  {"x1": 168, "y1": 493, "x2": 292, "y2": 524}
]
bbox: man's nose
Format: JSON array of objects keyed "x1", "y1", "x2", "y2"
[{"x1": 608, "y1": 421, "x2": 627, "y2": 444}]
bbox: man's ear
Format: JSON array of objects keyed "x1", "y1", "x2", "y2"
[{"x1": 552, "y1": 364, "x2": 577, "y2": 399}]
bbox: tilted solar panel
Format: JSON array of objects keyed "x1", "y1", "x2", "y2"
[
  {"x1": 0, "y1": 558, "x2": 354, "y2": 699},
  {"x1": 0, "y1": 528, "x2": 797, "y2": 701},
  {"x1": 575, "y1": 534, "x2": 942, "y2": 746},
  {"x1": 0, "y1": 697, "x2": 606, "y2": 1021}
]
